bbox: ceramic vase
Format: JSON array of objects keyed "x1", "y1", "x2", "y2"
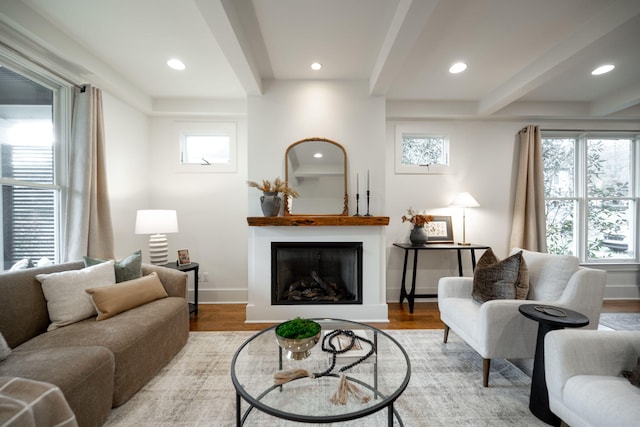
[
  {"x1": 260, "y1": 192, "x2": 281, "y2": 217},
  {"x1": 409, "y1": 225, "x2": 428, "y2": 245}
]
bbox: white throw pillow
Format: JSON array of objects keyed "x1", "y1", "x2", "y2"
[
  {"x1": 37, "y1": 260, "x2": 116, "y2": 331},
  {"x1": 0, "y1": 333, "x2": 10, "y2": 361},
  {"x1": 511, "y1": 248, "x2": 579, "y2": 301}
]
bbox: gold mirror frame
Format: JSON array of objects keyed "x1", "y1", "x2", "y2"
[{"x1": 284, "y1": 137, "x2": 348, "y2": 216}]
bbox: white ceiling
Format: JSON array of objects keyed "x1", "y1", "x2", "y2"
[{"x1": 10, "y1": 0, "x2": 640, "y2": 118}]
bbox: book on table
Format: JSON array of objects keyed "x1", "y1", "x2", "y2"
[{"x1": 323, "y1": 329, "x2": 376, "y2": 365}]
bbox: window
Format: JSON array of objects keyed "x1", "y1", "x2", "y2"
[
  {"x1": 395, "y1": 125, "x2": 450, "y2": 174},
  {"x1": 0, "y1": 59, "x2": 69, "y2": 270},
  {"x1": 542, "y1": 132, "x2": 638, "y2": 263},
  {"x1": 178, "y1": 122, "x2": 236, "y2": 173}
]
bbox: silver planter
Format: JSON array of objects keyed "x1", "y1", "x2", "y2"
[{"x1": 275, "y1": 331, "x2": 321, "y2": 360}]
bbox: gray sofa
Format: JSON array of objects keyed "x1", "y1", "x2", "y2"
[{"x1": 0, "y1": 261, "x2": 189, "y2": 427}]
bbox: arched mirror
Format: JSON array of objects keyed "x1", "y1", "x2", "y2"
[{"x1": 284, "y1": 137, "x2": 348, "y2": 215}]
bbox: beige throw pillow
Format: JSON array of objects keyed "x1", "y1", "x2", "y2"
[
  {"x1": 472, "y1": 248, "x2": 529, "y2": 303},
  {"x1": 86, "y1": 272, "x2": 168, "y2": 320},
  {"x1": 37, "y1": 260, "x2": 116, "y2": 331}
]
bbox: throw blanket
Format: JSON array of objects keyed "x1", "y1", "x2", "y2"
[{"x1": 0, "y1": 377, "x2": 77, "y2": 427}]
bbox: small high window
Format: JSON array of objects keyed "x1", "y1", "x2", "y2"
[
  {"x1": 178, "y1": 122, "x2": 236, "y2": 173},
  {"x1": 395, "y1": 125, "x2": 451, "y2": 174}
]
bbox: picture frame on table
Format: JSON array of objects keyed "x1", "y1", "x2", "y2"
[
  {"x1": 177, "y1": 249, "x2": 191, "y2": 266},
  {"x1": 426, "y1": 216, "x2": 454, "y2": 243}
]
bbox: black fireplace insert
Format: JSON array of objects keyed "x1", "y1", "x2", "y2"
[{"x1": 271, "y1": 242, "x2": 363, "y2": 305}]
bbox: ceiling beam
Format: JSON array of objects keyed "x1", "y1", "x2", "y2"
[
  {"x1": 477, "y1": 0, "x2": 640, "y2": 116},
  {"x1": 194, "y1": 0, "x2": 262, "y2": 96},
  {"x1": 590, "y1": 82, "x2": 640, "y2": 116},
  {"x1": 369, "y1": 0, "x2": 438, "y2": 96}
]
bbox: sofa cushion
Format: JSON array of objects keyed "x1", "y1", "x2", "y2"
[
  {"x1": 472, "y1": 249, "x2": 529, "y2": 303},
  {"x1": 0, "y1": 333, "x2": 10, "y2": 361},
  {"x1": 83, "y1": 250, "x2": 142, "y2": 283},
  {"x1": 86, "y1": 272, "x2": 168, "y2": 320},
  {"x1": 0, "y1": 346, "x2": 114, "y2": 427},
  {"x1": 512, "y1": 248, "x2": 579, "y2": 301},
  {"x1": 37, "y1": 260, "x2": 116, "y2": 331}
]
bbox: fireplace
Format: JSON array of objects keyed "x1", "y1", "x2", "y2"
[
  {"x1": 271, "y1": 242, "x2": 363, "y2": 305},
  {"x1": 246, "y1": 221, "x2": 389, "y2": 322}
]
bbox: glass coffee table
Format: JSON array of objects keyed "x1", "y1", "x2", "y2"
[{"x1": 231, "y1": 318, "x2": 411, "y2": 426}]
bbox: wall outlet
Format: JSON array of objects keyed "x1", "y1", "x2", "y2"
[{"x1": 200, "y1": 272, "x2": 209, "y2": 282}]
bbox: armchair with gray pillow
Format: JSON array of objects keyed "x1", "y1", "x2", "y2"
[{"x1": 438, "y1": 248, "x2": 606, "y2": 386}]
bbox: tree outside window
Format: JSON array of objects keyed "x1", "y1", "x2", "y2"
[{"x1": 542, "y1": 134, "x2": 637, "y2": 262}]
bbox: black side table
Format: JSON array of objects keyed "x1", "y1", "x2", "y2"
[
  {"x1": 163, "y1": 262, "x2": 199, "y2": 315},
  {"x1": 392, "y1": 243, "x2": 490, "y2": 313},
  {"x1": 519, "y1": 304, "x2": 589, "y2": 426}
]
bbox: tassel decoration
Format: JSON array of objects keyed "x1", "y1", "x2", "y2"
[
  {"x1": 330, "y1": 373, "x2": 371, "y2": 405},
  {"x1": 273, "y1": 368, "x2": 314, "y2": 385}
]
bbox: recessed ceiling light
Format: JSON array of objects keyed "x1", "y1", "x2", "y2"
[
  {"x1": 449, "y1": 62, "x2": 467, "y2": 74},
  {"x1": 311, "y1": 62, "x2": 322, "y2": 71},
  {"x1": 167, "y1": 59, "x2": 186, "y2": 71},
  {"x1": 591, "y1": 64, "x2": 614, "y2": 75}
]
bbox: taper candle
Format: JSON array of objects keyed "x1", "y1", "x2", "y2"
[
  {"x1": 356, "y1": 173, "x2": 359, "y2": 193},
  {"x1": 367, "y1": 170, "x2": 370, "y2": 191}
]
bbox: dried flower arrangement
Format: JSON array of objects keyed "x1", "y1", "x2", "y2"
[
  {"x1": 401, "y1": 208, "x2": 433, "y2": 227},
  {"x1": 246, "y1": 177, "x2": 299, "y2": 198}
]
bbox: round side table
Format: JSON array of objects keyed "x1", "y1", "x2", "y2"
[{"x1": 519, "y1": 304, "x2": 589, "y2": 426}]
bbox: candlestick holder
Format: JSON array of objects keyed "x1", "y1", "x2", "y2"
[
  {"x1": 365, "y1": 190, "x2": 371, "y2": 216},
  {"x1": 354, "y1": 193, "x2": 361, "y2": 216}
]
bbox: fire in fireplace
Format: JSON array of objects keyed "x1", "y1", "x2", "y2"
[{"x1": 271, "y1": 242, "x2": 363, "y2": 305}]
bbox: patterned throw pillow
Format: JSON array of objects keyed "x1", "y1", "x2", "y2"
[
  {"x1": 623, "y1": 357, "x2": 640, "y2": 387},
  {"x1": 84, "y1": 250, "x2": 142, "y2": 283},
  {"x1": 472, "y1": 248, "x2": 529, "y2": 303},
  {"x1": 0, "y1": 333, "x2": 10, "y2": 361}
]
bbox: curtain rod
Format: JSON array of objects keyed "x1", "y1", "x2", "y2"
[
  {"x1": 0, "y1": 39, "x2": 84, "y2": 89},
  {"x1": 542, "y1": 129, "x2": 639, "y2": 133}
]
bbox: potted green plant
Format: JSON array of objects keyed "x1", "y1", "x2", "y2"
[
  {"x1": 275, "y1": 317, "x2": 321, "y2": 360},
  {"x1": 247, "y1": 177, "x2": 299, "y2": 217}
]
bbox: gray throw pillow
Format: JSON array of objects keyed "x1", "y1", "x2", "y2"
[
  {"x1": 0, "y1": 333, "x2": 10, "y2": 361},
  {"x1": 84, "y1": 250, "x2": 142, "y2": 283},
  {"x1": 472, "y1": 248, "x2": 529, "y2": 303}
]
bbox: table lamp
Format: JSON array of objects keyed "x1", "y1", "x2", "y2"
[
  {"x1": 449, "y1": 192, "x2": 479, "y2": 246},
  {"x1": 135, "y1": 210, "x2": 179, "y2": 264}
]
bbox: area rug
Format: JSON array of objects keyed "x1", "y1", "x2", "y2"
[
  {"x1": 599, "y1": 313, "x2": 640, "y2": 331},
  {"x1": 104, "y1": 330, "x2": 546, "y2": 426}
]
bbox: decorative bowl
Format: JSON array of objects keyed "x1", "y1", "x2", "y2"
[{"x1": 275, "y1": 318, "x2": 322, "y2": 360}]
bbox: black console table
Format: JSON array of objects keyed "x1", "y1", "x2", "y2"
[
  {"x1": 392, "y1": 243, "x2": 490, "y2": 313},
  {"x1": 162, "y1": 261, "x2": 199, "y2": 315},
  {"x1": 519, "y1": 304, "x2": 589, "y2": 426}
]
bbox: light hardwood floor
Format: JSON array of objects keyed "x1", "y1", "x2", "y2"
[{"x1": 190, "y1": 300, "x2": 640, "y2": 332}]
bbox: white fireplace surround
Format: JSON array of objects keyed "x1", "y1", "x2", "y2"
[{"x1": 247, "y1": 226, "x2": 388, "y2": 322}]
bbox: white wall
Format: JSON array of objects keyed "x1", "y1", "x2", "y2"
[
  {"x1": 101, "y1": 83, "x2": 639, "y2": 304},
  {"x1": 102, "y1": 93, "x2": 150, "y2": 258},
  {"x1": 146, "y1": 116, "x2": 249, "y2": 303},
  {"x1": 247, "y1": 80, "x2": 386, "y2": 217}
]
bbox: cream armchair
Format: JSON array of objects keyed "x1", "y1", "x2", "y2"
[
  {"x1": 437, "y1": 248, "x2": 606, "y2": 387},
  {"x1": 545, "y1": 330, "x2": 640, "y2": 427}
]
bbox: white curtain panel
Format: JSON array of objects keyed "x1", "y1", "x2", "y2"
[
  {"x1": 509, "y1": 125, "x2": 547, "y2": 252},
  {"x1": 63, "y1": 85, "x2": 114, "y2": 261}
]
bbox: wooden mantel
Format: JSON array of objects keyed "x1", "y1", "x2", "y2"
[{"x1": 247, "y1": 216, "x2": 390, "y2": 226}]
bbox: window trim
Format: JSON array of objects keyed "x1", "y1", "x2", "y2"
[
  {"x1": 542, "y1": 131, "x2": 639, "y2": 264},
  {"x1": 0, "y1": 52, "x2": 73, "y2": 267},
  {"x1": 394, "y1": 124, "x2": 452, "y2": 174},
  {"x1": 176, "y1": 121, "x2": 237, "y2": 173}
]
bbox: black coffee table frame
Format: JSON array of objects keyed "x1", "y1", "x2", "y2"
[{"x1": 231, "y1": 318, "x2": 411, "y2": 426}]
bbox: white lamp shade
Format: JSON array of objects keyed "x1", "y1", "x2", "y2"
[
  {"x1": 449, "y1": 192, "x2": 480, "y2": 208},
  {"x1": 135, "y1": 210, "x2": 179, "y2": 234}
]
